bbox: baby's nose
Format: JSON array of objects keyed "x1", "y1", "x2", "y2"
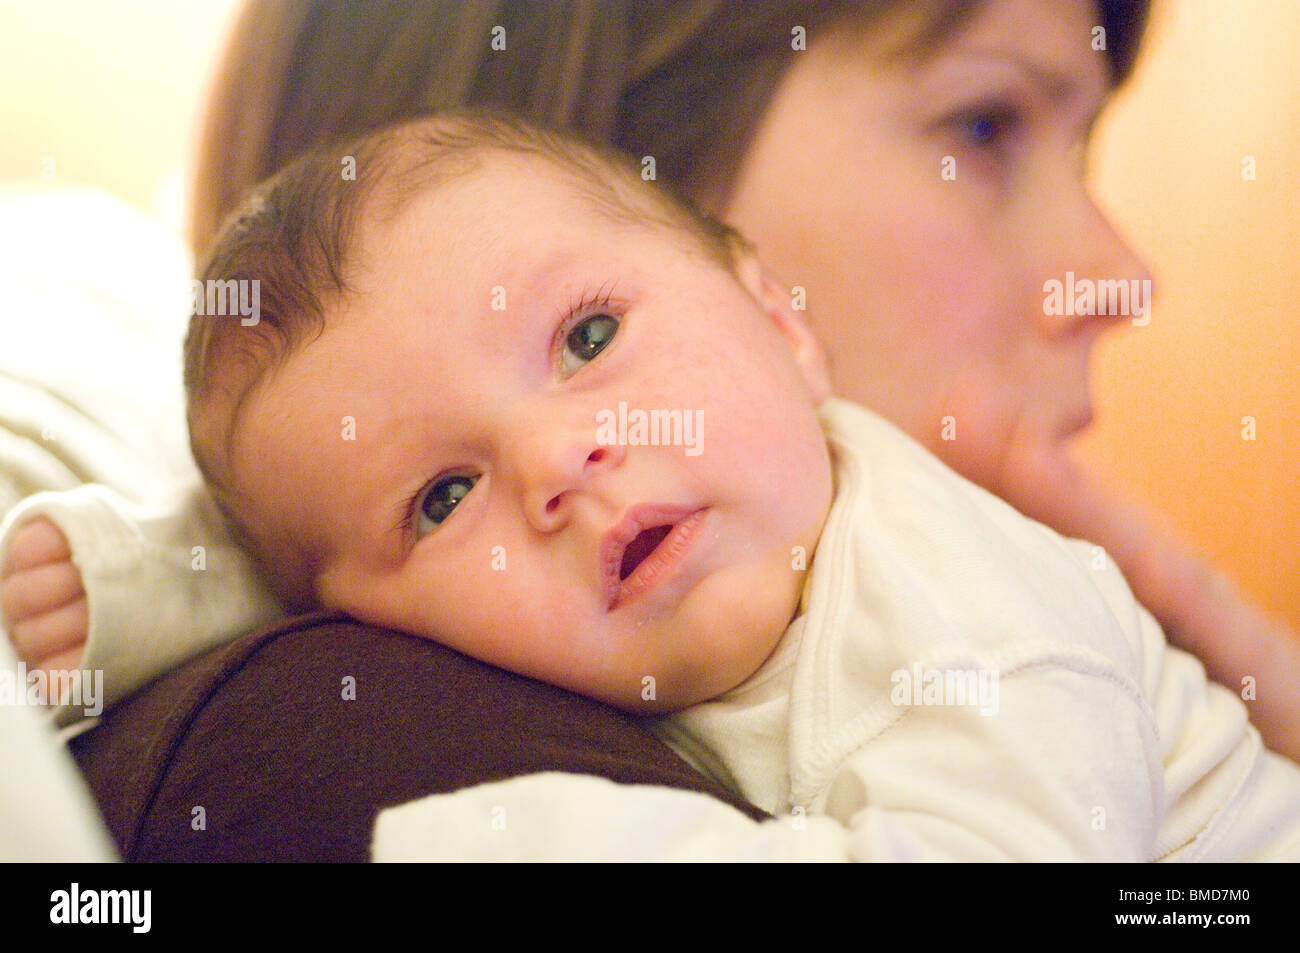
[{"x1": 520, "y1": 427, "x2": 625, "y2": 533}]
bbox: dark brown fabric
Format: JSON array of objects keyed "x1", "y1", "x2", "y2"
[{"x1": 69, "y1": 613, "x2": 768, "y2": 861}]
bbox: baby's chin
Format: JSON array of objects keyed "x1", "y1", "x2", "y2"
[
  {"x1": 613, "y1": 586, "x2": 804, "y2": 716},
  {"x1": 628, "y1": 508, "x2": 828, "y2": 715}
]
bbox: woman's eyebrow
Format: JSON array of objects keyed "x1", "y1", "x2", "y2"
[
  {"x1": 940, "y1": 44, "x2": 1109, "y2": 135},
  {"x1": 948, "y1": 46, "x2": 1085, "y2": 103}
]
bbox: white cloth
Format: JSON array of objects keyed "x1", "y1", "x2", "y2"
[
  {"x1": 0, "y1": 634, "x2": 116, "y2": 861},
  {"x1": 374, "y1": 399, "x2": 1300, "y2": 861},
  {"x1": 0, "y1": 184, "x2": 199, "y2": 858},
  {"x1": 0, "y1": 483, "x2": 281, "y2": 725},
  {"x1": 0, "y1": 186, "x2": 279, "y2": 723}
]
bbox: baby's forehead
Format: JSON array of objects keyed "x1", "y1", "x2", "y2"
[{"x1": 372, "y1": 143, "x2": 690, "y2": 255}]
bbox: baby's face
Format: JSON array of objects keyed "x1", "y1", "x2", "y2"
[{"x1": 233, "y1": 158, "x2": 833, "y2": 712}]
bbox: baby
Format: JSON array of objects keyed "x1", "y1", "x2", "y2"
[
  {"x1": 7, "y1": 111, "x2": 1300, "y2": 860},
  {"x1": 181, "y1": 111, "x2": 833, "y2": 715}
]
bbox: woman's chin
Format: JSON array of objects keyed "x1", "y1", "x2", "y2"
[{"x1": 1061, "y1": 404, "x2": 1094, "y2": 437}]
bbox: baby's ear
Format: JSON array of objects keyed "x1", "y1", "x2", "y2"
[{"x1": 731, "y1": 245, "x2": 832, "y2": 405}]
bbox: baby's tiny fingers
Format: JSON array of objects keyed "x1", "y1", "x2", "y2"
[
  {"x1": 39, "y1": 646, "x2": 87, "y2": 676},
  {"x1": 3, "y1": 518, "x2": 72, "y2": 574},
  {"x1": 28, "y1": 646, "x2": 94, "y2": 707},
  {"x1": 8, "y1": 596, "x2": 88, "y2": 664},
  {"x1": 1, "y1": 562, "x2": 85, "y2": 624}
]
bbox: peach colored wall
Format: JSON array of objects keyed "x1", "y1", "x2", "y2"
[{"x1": 1083, "y1": 0, "x2": 1299, "y2": 628}]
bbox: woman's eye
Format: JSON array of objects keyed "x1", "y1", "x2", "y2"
[
  {"x1": 953, "y1": 106, "x2": 1021, "y2": 151},
  {"x1": 417, "y1": 474, "x2": 476, "y2": 533},
  {"x1": 561, "y1": 313, "x2": 619, "y2": 376}
]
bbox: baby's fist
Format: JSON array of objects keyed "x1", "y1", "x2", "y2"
[{"x1": 1, "y1": 517, "x2": 88, "y2": 678}]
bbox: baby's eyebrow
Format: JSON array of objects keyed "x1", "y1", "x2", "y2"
[{"x1": 516, "y1": 247, "x2": 583, "y2": 299}]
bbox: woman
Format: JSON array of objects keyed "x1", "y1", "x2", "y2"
[{"x1": 189, "y1": 0, "x2": 1298, "y2": 762}]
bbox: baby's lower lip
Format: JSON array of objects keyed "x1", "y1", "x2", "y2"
[{"x1": 608, "y1": 509, "x2": 709, "y2": 611}]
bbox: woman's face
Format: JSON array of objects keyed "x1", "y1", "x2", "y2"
[{"x1": 721, "y1": 0, "x2": 1152, "y2": 497}]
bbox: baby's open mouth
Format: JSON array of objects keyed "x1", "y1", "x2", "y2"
[
  {"x1": 619, "y1": 525, "x2": 673, "y2": 580},
  {"x1": 602, "y1": 506, "x2": 708, "y2": 610}
]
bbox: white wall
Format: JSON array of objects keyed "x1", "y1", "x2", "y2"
[{"x1": 0, "y1": 0, "x2": 241, "y2": 233}]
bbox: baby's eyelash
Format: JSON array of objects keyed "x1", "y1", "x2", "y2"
[
  {"x1": 552, "y1": 282, "x2": 619, "y2": 359},
  {"x1": 396, "y1": 472, "x2": 476, "y2": 541},
  {"x1": 396, "y1": 482, "x2": 428, "y2": 537}
]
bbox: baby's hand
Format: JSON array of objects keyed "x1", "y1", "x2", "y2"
[{"x1": 1, "y1": 518, "x2": 89, "y2": 682}]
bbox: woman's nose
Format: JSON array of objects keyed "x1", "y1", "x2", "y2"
[
  {"x1": 1033, "y1": 178, "x2": 1156, "y2": 336},
  {"x1": 517, "y1": 415, "x2": 626, "y2": 533}
]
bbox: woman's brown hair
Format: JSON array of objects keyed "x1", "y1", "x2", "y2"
[{"x1": 190, "y1": 0, "x2": 1150, "y2": 255}]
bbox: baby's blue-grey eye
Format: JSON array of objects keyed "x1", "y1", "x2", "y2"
[
  {"x1": 420, "y1": 475, "x2": 475, "y2": 529},
  {"x1": 561, "y1": 313, "x2": 619, "y2": 376}
]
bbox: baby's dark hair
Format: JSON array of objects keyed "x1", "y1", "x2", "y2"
[{"x1": 183, "y1": 108, "x2": 745, "y2": 610}]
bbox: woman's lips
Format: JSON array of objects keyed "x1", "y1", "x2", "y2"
[{"x1": 601, "y1": 505, "x2": 708, "y2": 610}]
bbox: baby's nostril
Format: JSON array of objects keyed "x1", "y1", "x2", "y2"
[
  {"x1": 545, "y1": 495, "x2": 561, "y2": 514},
  {"x1": 587, "y1": 448, "x2": 606, "y2": 464}
]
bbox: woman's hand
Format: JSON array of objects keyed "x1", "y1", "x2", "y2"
[
  {"x1": 930, "y1": 374, "x2": 1300, "y2": 764},
  {"x1": 1009, "y1": 444, "x2": 1300, "y2": 764},
  {"x1": 2, "y1": 518, "x2": 89, "y2": 692}
]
